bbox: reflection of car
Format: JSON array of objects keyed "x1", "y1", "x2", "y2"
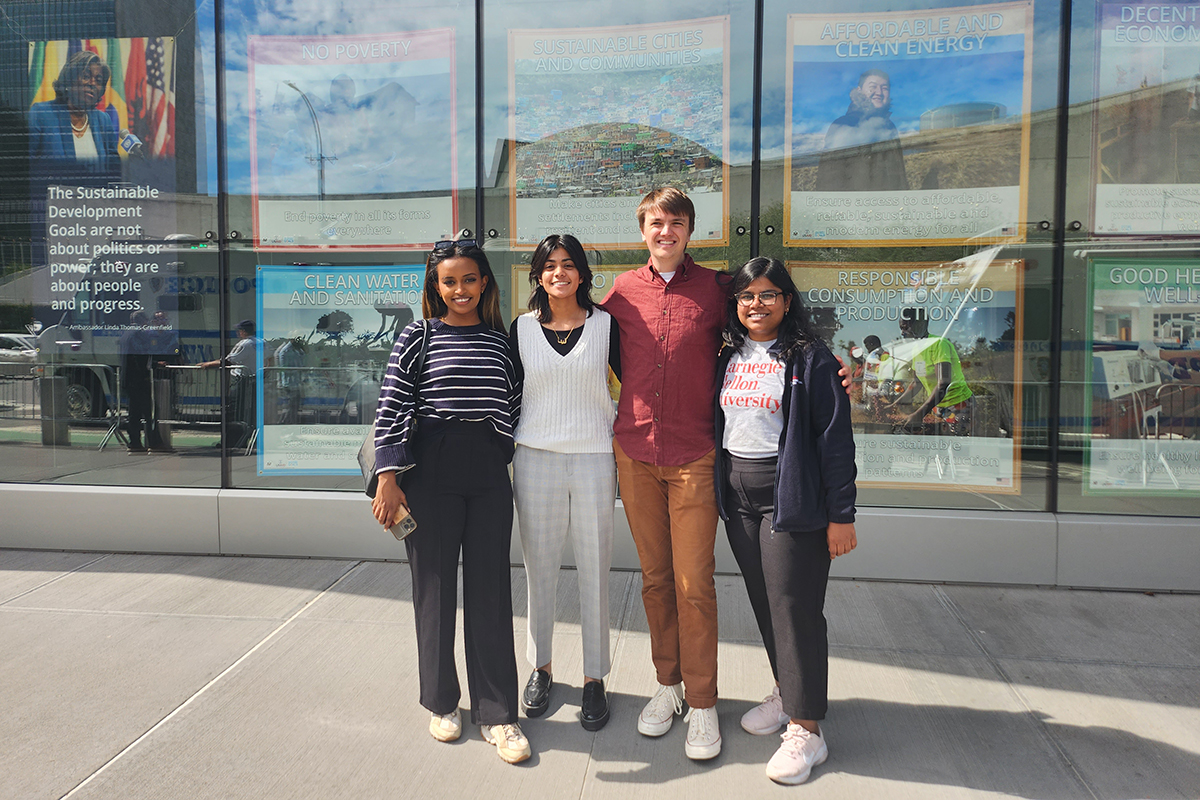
[{"x1": 0, "y1": 334, "x2": 37, "y2": 363}]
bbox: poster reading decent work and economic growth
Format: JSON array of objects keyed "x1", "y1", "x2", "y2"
[
  {"x1": 29, "y1": 38, "x2": 184, "y2": 353},
  {"x1": 1085, "y1": 259, "x2": 1200, "y2": 493},
  {"x1": 791, "y1": 251, "x2": 1024, "y2": 491},
  {"x1": 1092, "y1": 3, "x2": 1200, "y2": 234},
  {"x1": 509, "y1": 17, "x2": 730, "y2": 248},
  {"x1": 256, "y1": 264, "x2": 425, "y2": 475},
  {"x1": 249, "y1": 31, "x2": 457, "y2": 249},
  {"x1": 785, "y1": 2, "x2": 1033, "y2": 247}
]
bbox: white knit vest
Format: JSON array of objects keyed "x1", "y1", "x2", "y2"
[{"x1": 514, "y1": 309, "x2": 616, "y2": 453}]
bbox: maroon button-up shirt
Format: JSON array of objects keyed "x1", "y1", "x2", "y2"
[{"x1": 602, "y1": 255, "x2": 730, "y2": 466}]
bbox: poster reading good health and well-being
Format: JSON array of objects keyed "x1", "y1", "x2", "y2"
[
  {"x1": 249, "y1": 31, "x2": 457, "y2": 249},
  {"x1": 1085, "y1": 259, "x2": 1200, "y2": 493},
  {"x1": 786, "y1": 3, "x2": 1033, "y2": 247},
  {"x1": 1093, "y1": 3, "x2": 1200, "y2": 234},
  {"x1": 509, "y1": 18, "x2": 730, "y2": 248},
  {"x1": 791, "y1": 250, "x2": 1025, "y2": 492},
  {"x1": 256, "y1": 264, "x2": 424, "y2": 475}
]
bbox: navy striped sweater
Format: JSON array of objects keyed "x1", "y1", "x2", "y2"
[{"x1": 373, "y1": 319, "x2": 521, "y2": 473}]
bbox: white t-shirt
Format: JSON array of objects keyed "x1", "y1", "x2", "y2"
[{"x1": 720, "y1": 338, "x2": 785, "y2": 458}]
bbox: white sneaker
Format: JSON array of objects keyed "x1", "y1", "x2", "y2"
[
  {"x1": 428, "y1": 709, "x2": 461, "y2": 742},
  {"x1": 481, "y1": 722, "x2": 531, "y2": 764},
  {"x1": 684, "y1": 705, "x2": 722, "y2": 760},
  {"x1": 765, "y1": 723, "x2": 828, "y2": 785},
  {"x1": 741, "y1": 686, "x2": 790, "y2": 735},
  {"x1": 637, "y1": 682, "x2": 684, "y2": 736}
]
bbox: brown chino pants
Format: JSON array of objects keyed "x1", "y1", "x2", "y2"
[{"x1": 614, "y1": 439, "x2": 719, "y2": 709}]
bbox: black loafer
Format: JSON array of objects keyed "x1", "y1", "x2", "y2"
[
  {"x1": 580, "y1": 680, "x2": 609, "y2": 731},
  {"x1": 521, "y1": 669, "x2": 552, "y2": 717}
]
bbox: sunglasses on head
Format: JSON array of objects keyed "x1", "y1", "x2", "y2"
[{"x1": 433, "y1": 238, "x2": 478, "y2": 251}]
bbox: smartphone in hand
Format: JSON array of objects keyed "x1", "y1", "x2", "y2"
[{"x1": 387, "y1": 505, "x2": 417, "y2": 540}]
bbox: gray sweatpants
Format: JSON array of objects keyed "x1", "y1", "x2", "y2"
[{"x1": 513, "y1": 444, "x2": 617, "y2": 679}]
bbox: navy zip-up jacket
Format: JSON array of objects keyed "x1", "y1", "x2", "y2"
[{"x1": 714, "y1": 338, "x2": 857, "y2": 532}]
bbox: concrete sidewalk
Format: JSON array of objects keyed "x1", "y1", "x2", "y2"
[{"x1": 2, "y1": 549, "x2": 1197, "y2": 799}]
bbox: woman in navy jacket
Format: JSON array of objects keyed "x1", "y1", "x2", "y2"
[{"x1": 713, "y1": 257, "x2": 857, "y2": 785}]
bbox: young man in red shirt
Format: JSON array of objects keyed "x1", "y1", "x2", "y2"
[{"x1": 602, "y1": 188, "x2": 729, "y2": 759}]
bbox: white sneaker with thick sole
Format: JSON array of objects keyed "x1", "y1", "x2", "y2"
[
  {"x1": 637, "y1": 682, "x2": 684, "y2": 736},
  {"x1": 684, "y1": 705, "x2": 722, "y2": 760},
  {"x1": 481, "y1": 722, "x2": 531, "y2": 764},
  {"x1": 741, "y1": 686, "x2": 790, "y2": 735},
  {"x1": 428, "y1": 709, "x2": 462, "y2": 742},
  {"x1": 765, "y1": 723, "x2": 828, "y2": 785}
]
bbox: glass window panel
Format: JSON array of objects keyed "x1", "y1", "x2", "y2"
[
  {"x1": 1057, "y1": 0, "x2": 1200, "y2": 516},
  {"x1": 761, "y1": 0, "x2": 1065, "y2": 511},
  {"x1": 0, "y1": 0, "x2": 221, "y2": 487},
  {"x1": 482, "y1": 0, "x2": 758, "y2": 321},
  {"x1": 219, "y1": 0, "x2": 476, "y2": 489}
]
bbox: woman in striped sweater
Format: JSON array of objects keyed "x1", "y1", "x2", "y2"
[
  {"x1": 371, "y1": 240, "x2": 529, "y2": 764},
  {"x1": 508, "y1": 234, "x2": 620, "y2": 731}
]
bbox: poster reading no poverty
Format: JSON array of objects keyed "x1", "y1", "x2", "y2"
[
  {"x1": 509, "y1": 17, "x2": 730, "y2": 248},
  {"x1": 785, "y1": 2, "x2": 1033, "y2": 247},
  {"x1": 248, "y1": 30, "x2": 457, "y2": 249}
]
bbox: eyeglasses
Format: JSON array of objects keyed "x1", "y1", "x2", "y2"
[
  {"x1": 735, "y1": 290, "x2": 783, "y2": 307},
  {"x1": 433, "y1": 238, "x2": 478, "y2": 251}
]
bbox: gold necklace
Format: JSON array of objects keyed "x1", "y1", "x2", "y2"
[{"x1": 554, "y1": 327, "x2": 572, "y2": 345}]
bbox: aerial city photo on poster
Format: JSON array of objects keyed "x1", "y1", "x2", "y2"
[
  {"x1": 28, "y1": 37, "x2": 186, "y2": 358},
  {"x1": 255, "y1": 264, "x2": 424, "y2": 475},
  {"x1": 792, "y1": 251, "x2": 1025, "y2": 491},
  {"x1": 248, "y1": 30, "x2": 457, "y2": 249},
  {"x1": 785, "y1": 2, "x2": 1033, "y2": 246},
  {"x1": 1085, "y1": 259, "x2": 1200, "y2": 494},
  {"x1": 509, "y1": 17, "x2": 729, "y2": 247},
  {"x1": 1092, "y1": 2, "x2": 1200, "y2": 234}
]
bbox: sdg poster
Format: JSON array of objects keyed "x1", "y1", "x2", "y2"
[
  {"x1": 509, "y1": 17, "x2": 730, "y2": 248},
  {"x1": 29, "y1": 38, "x2": 184, "y2": 351},
  {"x1": 1084, "y1": 259, "x2": 1200, "y2": 494},
  {"x1": 248, "y1": 30, "x2": 457, "y2": 249},
  {"x1": 785, "y1": 2, "x2": 1033, "y2": 246},
  {"x1": 256, "y1": 264, "x2": 425, "y2": 475},
  {"x1": 1092, "y1": 3, "x2": 1200, "y2": 234},
  {"x1": 790, "y1": 251, "x2": 1025, "y2": 492}
]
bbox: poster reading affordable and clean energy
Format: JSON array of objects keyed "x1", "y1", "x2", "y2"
[
  {"x1": 509, "y1": 18, "x2": 730, "y2": 248},
  {"x1": 790, "y1": 251, "x2": 1025, "y2": 492},
  {"x1": 785, "y1": 3, "x2": 1033, "y2": 247},
  {"x1": 1084, "y1": 259, "x2": 1200, "y2": 494},
  {"x1": 1092, "y1": 4, "x2": 1200, "y2": 234},
  {"x1": 255, "y1": 264, "x2": 425, "y2": 475},
  {"x1": 248, "y1": 31, "x2": 457, "y2": 249}
]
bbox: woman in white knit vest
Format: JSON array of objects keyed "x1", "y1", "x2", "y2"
[{"x1": 509, "y1": 233, "x2": 621, "y2": 732}]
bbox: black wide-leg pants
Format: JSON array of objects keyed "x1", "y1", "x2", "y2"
[
  {"x1": 402, "y1": 422, "x2": 519, "y2": 726},
  {"x1": 721, "y1": 454, "x2": 831, "y2": 721}
]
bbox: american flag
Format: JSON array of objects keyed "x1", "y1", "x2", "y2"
[{"x1": 145, "y1": 37, "x2": 175, "y2": 157}]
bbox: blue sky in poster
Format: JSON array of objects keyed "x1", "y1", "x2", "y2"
[{"x1": 791, "y1": 43, "x2": 1026, "y2": 141}]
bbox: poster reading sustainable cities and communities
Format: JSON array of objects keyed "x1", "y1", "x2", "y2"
[
  {"x1": 256, "y1": 264, "x2": 425, "y2": 476},
  {"x1": 1092, "y1": 3, "x2": 1200, "y2": 234},
  {"x1": 785, "y1": 2, "x2": 1033, "y2": 247},
  {"x1": 1085, "y1": 259, "x2": 1200, "y2": 494},
  {"x1": 509, "y1": 17, "x2": 730, "y2": 248},
  {"x1": 249, "y1": 31, "x2": 457, "y2": 249},
  {"x1": 790, "y1": 252, "x2": 1025, "y2": 492}
]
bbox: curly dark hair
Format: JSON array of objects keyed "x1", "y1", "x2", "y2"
[{"x1": 722, "y1": 257, "x2": 817, "y2": 363}]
